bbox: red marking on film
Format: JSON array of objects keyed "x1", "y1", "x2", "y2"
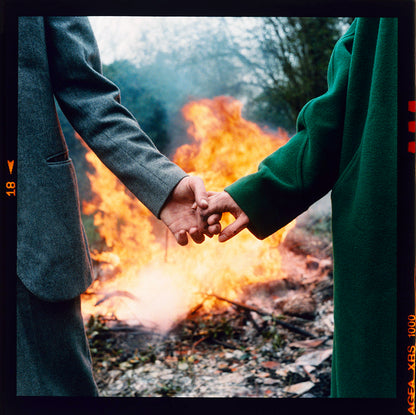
[{"x1": 409, "y1": 102, "x2": 415, "y2": 153}]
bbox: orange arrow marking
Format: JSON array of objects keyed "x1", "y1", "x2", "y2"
[{"x1": 7, "y1": 160, "x2": 14, "y2": 175}]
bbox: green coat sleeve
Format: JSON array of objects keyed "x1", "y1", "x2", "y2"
[{"x1": 225, "y1": 21, "x2": 356, "y2": 239}]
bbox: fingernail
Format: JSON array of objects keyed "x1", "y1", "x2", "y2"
[{"x1": 218, "y1": 234, "x2": 227, "y2": 242}]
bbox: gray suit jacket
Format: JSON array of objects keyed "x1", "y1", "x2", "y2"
[{"x1": 17, "y1": 17, "x2": 187, "y2": 302}]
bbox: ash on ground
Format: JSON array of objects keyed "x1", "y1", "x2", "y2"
[{"x1": 86, "y1": 216, "x2": 335, "y2": 398}]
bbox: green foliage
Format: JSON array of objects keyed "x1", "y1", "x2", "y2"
[
  {"x1": 186, "y1": 314, "x2": 236, "y2": 340},
  {"x1": 248, "y1": 88, "x2": 295, "y2": 134},
  {"x1": 86, "y1": 315, "x2": 120, "y2": 360},
  {"x1": 261, "y1": 315, "x2": 284, "y2": 350},
  {"x1": 306, "y1": 214, "x2": 333, "y2": 238},
  {"x1": 155, "y1": 383, "x2": 182, "y2": 397},
  {"x1": 81, "y1": 213, "x2": 105, "y2": 252},
  {"x1": 86, "y1": 315, "x2": 156, "y2": 372},
  {"x1": 102, "y1": 60, "x2": 170, "y2": 154}
]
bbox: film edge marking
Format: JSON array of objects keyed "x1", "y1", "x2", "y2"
[{"x1": 408, "y1": 101, "x2": 415, "y2": 154}]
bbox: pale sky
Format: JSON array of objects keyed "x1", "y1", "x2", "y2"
[
  {"x1": 89, "y1": 16, "x2": 167, "y2": 64},
  {"x1": 88, "y1": 16, "x2": 260, "y2": 65},
  {"x1": 89, "y1": 17, "x2": 216, "y2": 64}
]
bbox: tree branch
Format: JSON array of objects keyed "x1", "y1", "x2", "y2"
[{"x1": 204, "y1": 293, "x2": 316, "y2": 339}]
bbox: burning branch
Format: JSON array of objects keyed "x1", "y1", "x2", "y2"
[
  {"x1": 94, "y1": 290, "x2": 140, "y2": 306},
  {"x1": 204, "y1": 293, "x2": 316, "y2": 339}
]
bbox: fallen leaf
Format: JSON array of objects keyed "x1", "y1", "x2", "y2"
[
  {"x1": 261, "y1": 361, "x2": 281, "y2": 370},
  {"x1": 295, "y1": 348, "x2": 332, "y2": 367},
  {"x1": 289, "y1": 338, "x2": 326, "y2": 349},
  {"x1": 218, "y1": 362, "x2": 229, "y2": 370},
  {"x1": 283, "y1": 381, "x2": 315, "y2": 395}
]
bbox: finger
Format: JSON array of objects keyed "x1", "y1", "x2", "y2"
[
  {"x1": 195, "y1": 206, "x2": 207, "y2": 235},
  {"x1": 207, "y1": 213, "x2": 221, "y2": 225},
  {"x1": 201, "y1": 192, "x2": 232, "y2": 216},
  {"x1": 218, "y1": 213, "x2": 249, "y2": 242},
  {"x1": 175, "y1": 229, "x2": 189, "y2": 246},
  {"x1": 189, "y1": 227, "x2": 205, "y2": 244},
  {"x1": 207, "y1": 223, "x2": 221, "y2": 235},
  {"x1": 189, "y1": 176, "x2": 208, "y2": 209}
]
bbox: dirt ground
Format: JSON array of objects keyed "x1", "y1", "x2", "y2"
[{"x1": 86, "y1": 217, "x2": 335, "y2": 398}]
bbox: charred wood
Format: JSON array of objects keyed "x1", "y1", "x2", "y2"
[
  {"x1": 94, "y1": 290, "x2": 140, "y2": 306},
  {"x1": 205, "y1": 293, "x2": 316, "y2": 339}
]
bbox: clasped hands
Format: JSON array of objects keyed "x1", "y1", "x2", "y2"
[{"x1": 160, "y1": 176, "x2": 249, "y2": 246}]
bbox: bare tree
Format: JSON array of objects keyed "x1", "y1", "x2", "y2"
[{"x1": 247, "y1": 17, "x2": 353, "y2": 130}]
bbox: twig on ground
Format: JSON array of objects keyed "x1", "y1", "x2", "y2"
[
  {"x1": 211, "y1": 339, "x2": 240, "y2": 350},
  {"x1": 192, "y1": 336, "x2": 209, "y2": 352},
  {"x1": 246, "y1": 310, "x2": 262, "y2": 333},
  {"x1": 204, "y1": 293, "x2": 316, "y2": 339}
]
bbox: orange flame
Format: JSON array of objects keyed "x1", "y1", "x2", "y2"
[{"x1": 80, "y1": 96, "x2": 294, "y2": 332}]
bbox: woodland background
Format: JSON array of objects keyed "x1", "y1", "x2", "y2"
[
  {"x1": 58, "y1": 16, "x2": 353, "y2": 248},
  {"x1": 58, "y1": 16, "x2": 354, "y2": 398}
]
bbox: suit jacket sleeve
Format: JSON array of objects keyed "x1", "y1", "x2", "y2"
[
  {"x1": 43, "y1": 17, "x2": 187, "y2": 217},
  {"x1": 225, "y1": 21, "x2": 356, "y2": 239}
]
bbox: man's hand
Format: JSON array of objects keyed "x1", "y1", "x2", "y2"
[
  {"x1": 160, "y1": 176, "x2": 221, "y2": 246},
  {"x1": 202, "y1": 191, "x2": 250, "y2": 242}
]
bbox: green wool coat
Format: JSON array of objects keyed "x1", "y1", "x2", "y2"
[{"x1": 226, "y1": 17, "x2": 397, "y2": 398}]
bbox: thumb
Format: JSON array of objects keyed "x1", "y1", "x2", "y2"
[{"x1": 188, "y1": 176, "x2": 208, "y2": 209}]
